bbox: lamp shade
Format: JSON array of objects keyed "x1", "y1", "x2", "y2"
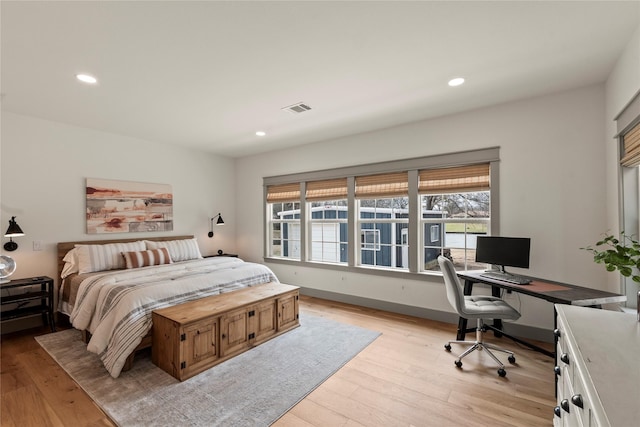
[
  {"x1": 4, "y1": 217, "x2": 24, "y2": 237},
  {"x1": 216, "y1": 214, "x2": 225, "y2": 225}
]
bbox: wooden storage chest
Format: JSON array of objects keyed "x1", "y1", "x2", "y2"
[{"x1": 152, "y1": 282, "x2": 299, "y2": 381}]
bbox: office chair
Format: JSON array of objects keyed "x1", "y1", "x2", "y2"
[{"x1": 438, "y1": 256, "x2": 521, "y2": 377}]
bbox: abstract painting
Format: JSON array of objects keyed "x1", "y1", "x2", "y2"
[{"x1": 86, "y1": 178, "x2": 173, "y2": 234}]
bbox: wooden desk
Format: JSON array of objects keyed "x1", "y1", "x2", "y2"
[{"x1": 455, "y1": 270, "x2": 627, "y2": 357}]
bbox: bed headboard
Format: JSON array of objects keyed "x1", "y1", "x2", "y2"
[{"x1": 56, "y1": 235, "x2": 194, "y2": 282}]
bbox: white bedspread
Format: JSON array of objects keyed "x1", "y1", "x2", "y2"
[{"x1": 69, "y1": 257, "x2": 278, "y2": 378}]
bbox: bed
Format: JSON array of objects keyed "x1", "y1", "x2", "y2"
[{"x1": 56, "y1": 235, "x2": 279, "y2": 378}]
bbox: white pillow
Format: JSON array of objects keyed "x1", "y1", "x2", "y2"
[
  {"x1": 75, "y1": 241, "x2": 146, "y2": 274},
  {"x1": 145, "y1": 238, "x2": 202, "y2": 262},
  {"x1": 61, "y1": 248, "x2": 79, "y2": 279}
]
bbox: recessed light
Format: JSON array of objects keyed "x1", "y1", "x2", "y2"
[
  {"x1": 256, "y1": 131, "x2": 266, "y2": 137},
  {"x1": 76, "y1": 74, "x2": 98, "y2": 84},
  {"x1": 448, "y1": 77, "x2": 465, "y2": 87}
]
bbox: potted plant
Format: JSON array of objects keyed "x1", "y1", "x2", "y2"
[{"x1": 582, "y1": 232, "x2": 640, "y2": 319}]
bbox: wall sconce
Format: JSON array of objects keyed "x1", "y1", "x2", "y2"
[
  {"x1": 208, "y1": 213, "x2": 224, "y2": 238},
  {"x1": 4, "y1": 216, "x2": 25, "y2": 251}
]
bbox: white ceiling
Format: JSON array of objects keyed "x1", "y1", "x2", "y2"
[{"x1": 2, "y1": 1, "x2": 639, "y2": 158}]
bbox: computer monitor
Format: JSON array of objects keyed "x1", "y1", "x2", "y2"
[{"x1": 475, "y1": 236, "x2": 531, "y2": 272}]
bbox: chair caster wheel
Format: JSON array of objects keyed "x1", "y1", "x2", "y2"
[
  {"x1": 444, "y1": 344, "x2": 451, "y2": 352},
  {"x1": 498, "y1": 368, "x2": 507, "y2": 377},
  {"x1": 508, "y1": 355, "x2": 516, "y2": 364},
  {"x1": 455, "y1": 360, "x2": 463, "y2": 369}
]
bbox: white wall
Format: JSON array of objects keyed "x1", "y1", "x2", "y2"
[
  {"x1": 236, "y1": 84, "x2": 610, "y2": 330},
  {"x1": 1, "y1": 112, "x2": 237, "y2": 285}
]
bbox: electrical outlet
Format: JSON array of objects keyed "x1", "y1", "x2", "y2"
[{"x1": 33, "y1": 240, "x2": 43, "y2": 251}]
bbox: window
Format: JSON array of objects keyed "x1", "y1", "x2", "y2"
[
  {"x1": 430, "y1": 225, "x2": 440, "y2": 242},
  {"x1": 266, "y1": 183, "x2": 301, "y2": 260},
  {"x1": 421, "y1": 192, "x2": 489, "y2": 271},
  {"x1": 620, "y1": 116, "x2": 640, "y2": 167},
  {"x1": 356, "y1": 172, "x2": 409, "y2": 269},
  {"x1": 357, "y1": 199, "x2": 409, "y2": 268},
  {"x1": 306, "y1": 179, "x2": 348, "y2": 264},
  {"x1": 308, "y1": 201, "x2": 348, "y2": 263},
  {"x1": 264, "y1": 147, "x2": 498, "y2": 277},
  {"x1": 361, "y1": 229, "x2": 380, "y2": 251},
  {"x1": 419, "y1": 164, "x2": 491, "y2": 271}
]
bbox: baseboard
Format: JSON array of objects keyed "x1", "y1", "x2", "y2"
[{"x1": 299, "y1": 287, "x2": 554, "y2": 344}]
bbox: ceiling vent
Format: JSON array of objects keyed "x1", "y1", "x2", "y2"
[{"x1": 282, "y1": 102, "x2": 312, "y2": 114}]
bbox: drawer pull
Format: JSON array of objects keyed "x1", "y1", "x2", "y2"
[
  {"x1": 560, "y1": 353, "x2": 570, "y2": 364},
  {"x1": 571, "y1": 394, "x2": 584, "y2": 409},
  {"x1": 554, "y1": 366, "x2": 561, "y2": 376},
  {"x1": 554, "y1": 406, "x2": 562, "y2": 417},
  {"x1": 553, "y1": 328, "x2": 561, "y2": 338},
  {"x1": 561, "y1": 399, "x2": 570, "y2": 413}
]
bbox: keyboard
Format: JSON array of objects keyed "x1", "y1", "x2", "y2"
[{"x1": 479, "y1": 271, "x2": 532, "y2": 285}]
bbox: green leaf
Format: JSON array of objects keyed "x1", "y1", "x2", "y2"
[{"x1": 619, "y1": 266, "x2": 632, "y2": 277}]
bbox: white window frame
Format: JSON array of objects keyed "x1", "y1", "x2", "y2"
[
  {"x1": 307, "y1": 202, "x2": 348, "y2": 264},
  {"x1": 266, "y1": 201, "x2": 301, "y2": 260},
  {"x1": 420, "y1": 191, "x2": 490, "y2": 272},
  {"x1": 356, "y1": 197, "x2": 410, "y2": 270}
]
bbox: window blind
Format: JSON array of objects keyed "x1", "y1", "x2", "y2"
[
  {"x1": 306, "y1": 178, "x2": 348, "y2": 201},
  {"x1": 355, "y1": 172, "x2": 408, "y2": 198},
  {"x1": 266, "y1": 183, "x2": 300, "y2": 203},
  {"x1": 418, "y1": 163, "x2": 490, "y2": 194},
  {"x1": 620, "y1": 122, "x2": 640, "y2": 167}
]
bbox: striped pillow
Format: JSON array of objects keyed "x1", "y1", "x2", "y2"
[
  {"x1": 144, "y1": 238, "x2": 203, "y2": 262},
  {"x1": 122, "y1": 248, "x2": 172, "y2": 269},
  {"x1": 75, "y1": 241, "x2": 146, "y2": 274}
]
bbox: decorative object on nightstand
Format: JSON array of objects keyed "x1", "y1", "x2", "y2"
[
  {"x1": 207, "y1": 213, "x2": 225, "y2": 238},
  {"x1": 205, "y1": 251, "x2": 238, "y2": 258},
  {"x1": 0, "y1": 276, "x2": 56, "y2": 332},
  {"x1": 0, "y1": 255, "x2": 17, "y2": 284},
  {"x1": 4, "y1": 216, "x2": 25, "y2": 251}
]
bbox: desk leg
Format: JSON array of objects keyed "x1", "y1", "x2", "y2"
[
  {"x1": 491, "y1": 285, "x2": 503, "y2": 336},
  {"x1": 456, "y1": 316, "x2": 468, "y2": 341}
]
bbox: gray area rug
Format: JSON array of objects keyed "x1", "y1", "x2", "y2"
[{"x1": 36, "y1": 313, "x2": 380, "y2": 427}]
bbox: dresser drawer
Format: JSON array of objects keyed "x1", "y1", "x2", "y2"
[{"x1": 572, "y1": 363, "x2": 598, "y2": 427}]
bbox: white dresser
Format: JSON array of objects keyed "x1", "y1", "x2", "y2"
[{"x1": 553, "y1": 304, "x2": 640, "y2": 426}]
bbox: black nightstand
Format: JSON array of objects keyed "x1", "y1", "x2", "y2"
[{"x1": 0, "y1": 276, "x2": 56, "y2": 332}]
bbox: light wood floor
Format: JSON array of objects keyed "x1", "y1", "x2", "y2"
[{"x1": 1, "y1": 295, "x2": 556, "y2": 426}]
